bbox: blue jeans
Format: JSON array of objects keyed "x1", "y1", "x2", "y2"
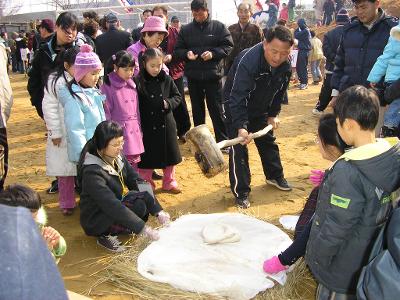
[
  {"x1": 310, "y1": 60, "x2": 322, "y2": 82},
  {"x1": 17, "y1": 60, "x2": 25, "y2": 74},
  {"x1": 384, "y1": 98, "x2": 400, "y2": 128}
]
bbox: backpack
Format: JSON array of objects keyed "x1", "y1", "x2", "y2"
[{"x1": 357, "y1": 205, "x2": 400, "y2": 300}]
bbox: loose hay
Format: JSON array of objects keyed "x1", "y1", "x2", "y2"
[{"x1": 91, "y1": 213, "x2": 316, "y2": 300}]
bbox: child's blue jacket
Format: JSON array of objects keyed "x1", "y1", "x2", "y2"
[
  {"x1": 368, "y1": 24, "x2": 400, "y2": 83},
  {"x1": 58, "y1": 84, "x2": 105, "y2": 163}
]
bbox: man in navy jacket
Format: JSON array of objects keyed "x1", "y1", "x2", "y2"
[
  {"x1": 223, "y1": 26, "x2": 293, "y2": 209},
  {"x1": 331, "y1": 1, "x2": 397, "y2": 94},
  {"x1": 330, "y1": 0, "x2": 398, "y2": 133}
]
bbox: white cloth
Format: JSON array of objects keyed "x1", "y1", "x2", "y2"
[
  {"x1": 279, "y1": 215, "x2": 299, "y2": 231},
  {"x1": 137, "y1": 213, "x2": 292, "y2": 300},
  {"x1": 42, "y1": 72, "x2": 77, "y2": 176}
]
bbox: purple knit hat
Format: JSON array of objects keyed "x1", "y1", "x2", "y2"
[
  {"x1": 74, "y1": 44, "x2": 102, "y2": 83},
  {"x1": 141, "y1": 16, "x2": 168, "y2": 36}
]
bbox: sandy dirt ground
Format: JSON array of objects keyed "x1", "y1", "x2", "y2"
[{"x1": 7, "y1": 74, "x2": 330, "y2": 299}]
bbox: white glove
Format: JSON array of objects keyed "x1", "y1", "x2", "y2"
[
  {"x1": 142, "y1": 225, "x2": 160, "y2": 241},
  {"x1": 157, "y1": 211, "x2": 171, "y2": 226}
]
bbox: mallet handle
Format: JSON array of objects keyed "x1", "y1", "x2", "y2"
[{"x1": 216, "y1": 124, "x2": 273, "y2": 149}]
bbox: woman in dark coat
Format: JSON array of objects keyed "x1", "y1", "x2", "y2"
[
  {"x1": 135, "y1": 48, "x2": 182, "y2": 193},
  {"x1": 78, "y1": 121, "x2": 170, "y2": 252}
]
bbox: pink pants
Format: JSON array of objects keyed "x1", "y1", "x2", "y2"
[
  {"x1": 138, "y1": 165, "x2": 177, "y2": 190},
  {"x1": 58, "y1": 176, "x2": 76, "y2": 209}
]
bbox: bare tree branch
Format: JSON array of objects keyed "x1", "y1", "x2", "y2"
[
  {"x1": 0, "y1": 0, "x2": 22, "y2": 17},
  {"x1": 45, "y1": 0, "x2": 102, "y2": 10}
]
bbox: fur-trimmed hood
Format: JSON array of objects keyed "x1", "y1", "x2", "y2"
[{"x1": 390, "y1": 24, "x2": 400, "y2": 41}]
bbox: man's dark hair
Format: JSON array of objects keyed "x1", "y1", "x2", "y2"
[
  {"x1": 237, "y1": 2, "x2": 252, "y2": 12},
  {"x1": 0, "y1": 32, "x2": 6, "y2": 38},
  {"x1": 143, "y1": 9, "x2": 152, "y2": 16},
  {"x1": 83, "y1": 11, "x2": 100, "y2": 23},
  {"x1": 0, "y1": 184, "x2": 41, "y2": 211},
  {"x1": 310, "y1": 30, "x2": 316, "y2": 38},
  {"x1": 334, "y1": 85, "x2": 380, "y2": 130},
  {"x1": 56, "y1": 12, "x2": 79, "y2": 31},
  {"x1": 265, "y1": 25, "x2": 294, "y2": 46},
  {"x1": 152, "y1": 5, "x2": 168, "y2": 16}
]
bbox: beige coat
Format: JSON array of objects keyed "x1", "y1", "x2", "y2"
[
  {"x1": 309, "y1": 37, "x2": 324, "y2": 62},
  {"x1": 0, "y1": 44, "x2": 13, "y2": 128}
]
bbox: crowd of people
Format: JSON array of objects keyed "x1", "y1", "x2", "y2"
[{"x1": 0, "y1": 0, "x2": 400, "y2": 299}]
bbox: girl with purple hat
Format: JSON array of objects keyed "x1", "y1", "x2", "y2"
[
  {"x1": 58, "y1": 44, "x2": 105, "y2": 166},
  {"x1": 127, "y1": 16, "x2": 169, "y2": 76}
]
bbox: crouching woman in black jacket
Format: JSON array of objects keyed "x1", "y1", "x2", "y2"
[{"x1": 78, "y1": 121, "x2": 170, "y2": 252}]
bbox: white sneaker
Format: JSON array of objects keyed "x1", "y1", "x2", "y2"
[{"x1": 312, "y1": 108, "x2": 323, "y2": 116}]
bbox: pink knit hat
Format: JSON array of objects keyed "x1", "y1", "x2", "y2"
[
  {"x1": 74, "y1": 44, "x2": 102, "y2": 83},
  {"x1": 141, "y1": 16, "x2": 169, "y2": 36}
]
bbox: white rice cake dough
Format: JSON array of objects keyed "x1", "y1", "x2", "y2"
[
  {"x1": 201, "y1": 223, "x2": 241, "y2": 244},
  {"x1": 137, "y1": 213, "x2": 292, "y2": 300}
]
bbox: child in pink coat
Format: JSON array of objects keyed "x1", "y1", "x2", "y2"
[{"x1": 100, "y1": 50, "x2": 144, "y2": 169}]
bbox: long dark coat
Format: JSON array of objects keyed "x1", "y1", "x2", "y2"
[{"x1": 136, "y1": 69, "x2": 182, "y2": 169}]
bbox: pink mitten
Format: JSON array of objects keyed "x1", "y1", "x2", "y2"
[
  {"x1": 309, "y1": 169, "x2": 325, "y2": 187},
  {"x1": 157, "y1": 211, "x2": 171, "y2": 226},
  {"x1": 142, "y1": 226, "x2": 160, "y2": 241},
  {"x1": 263, "y1": 256, "x2": 288, "y2": 274}
]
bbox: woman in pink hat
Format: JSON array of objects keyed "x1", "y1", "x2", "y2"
[{"x1": 127, "y1": 16, "x2": 169, "y2": 76}]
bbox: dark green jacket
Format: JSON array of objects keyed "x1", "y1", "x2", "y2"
[{"x1": 306, "y1": 139, "x2": 400, "y2": 294}]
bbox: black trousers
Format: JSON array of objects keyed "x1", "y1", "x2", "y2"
[
  {"x1": 173, "y1": 76, "x2": 191, "y2": 137},
  {"x1": 188, "y1": 78, "x2": 228, "y2": 142},
  {"x1": 315, "y1": 73, "x2": 332, "y2": 112},
  {"x1": 0, "y1": 128, "x2": 8, "y2": 191},
  {"x1": 296, "y1": 50, "x2": 310, "y2": 85},
  {"x1": 227, "y1": 118, "x2": 284, "y2": 199},
  {"x1": 106, "y1": 190, "x2": 163, "y2": 235}
]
